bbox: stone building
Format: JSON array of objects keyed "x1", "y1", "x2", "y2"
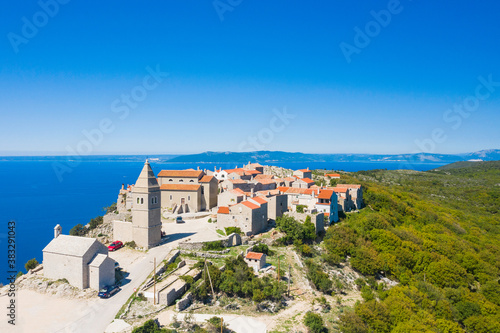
[
  {"x1": 293, "y1": 168, "x2": 312, "y2": 179},
  {"x1": 43, "y1": 225, "x2": 115, "y2": 290},
  {"x1": 315, "y1": 189, "x2": 339, "y2": 224},
  {"x1": 158, "y1": 170, "x2": 217, "y2": 213},
  {"x1": 113, "y1": 160, "x2": 163, "y2": 249},
  {"x1": 217, "y1": 200, "x2": 268, "y2": 235},
  {"x1": 245, "y1": 251, "x2": 266, "y2": 272},
  {"x1": 336, "y1": 184, "x2": 363, "y2": 210}
]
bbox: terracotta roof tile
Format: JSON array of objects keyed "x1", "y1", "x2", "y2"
[
  {"x1": 217, "y1": 206, "x2": 230, "y2": 214},
  {"x1": 318, "y1": 190, "x2": 334, "y2": 199},
  {"x1": 246, "y1": 252, "x2": 264, "y2": 260},
  {"x1": 158, "y1": 170, "x2": 203, "y2": 178},
  {"x1": 300, "y1": 178, "x2": 315, "y2": 184},
  {"x1": 160, "y1": 184, "x2": 201, "y2": 191},
  {"x1": 336, "y1": 184, "x2": 362, "y2": 189},
  {"x1": 241, "y1": 201, "x2": 260, "y2": 210},
  {"x1": 199, "y1": 175, "x2": 214, "y2": 183},
  {"x1": 252, "y1": 197, "x2": 267, "y2": 204},
  {"x1": 230, "y1": 179, "x2": 247, "y2": 184},
  {"x1": 325, "y1": 173, "x2": 340, "y2": 178},
  {"x1": 254, "y1": 174, "x2": 274, "y2": 180}
]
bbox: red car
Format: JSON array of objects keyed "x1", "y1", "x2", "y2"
[{"x1": 108, "y1": 241, "x2": 123, "y2": 251}]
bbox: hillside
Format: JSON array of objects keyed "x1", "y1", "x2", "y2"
[
  {"x1": 167, "y1": 149, "x2": 500, "y2": 164},
  {"x1": 320, "y1": 162, "x2": 500, "y2": 332}
]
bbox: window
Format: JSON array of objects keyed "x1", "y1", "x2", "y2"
[
  {"x1": 190, "y1": 180, "x2": 194, "y2": 182},
  {"x1": 141, "y1": 198, "x2": 144, "y2": 204},
  {"x1": 188, "y1": 196, "x2": 191, "y2": 201},
  {"x1": 137, "y1": 198, "x2": 140, "y2": 204},
  {"x1": 169, "y1": 195, "x2": 172, "y2": 200},
  {"x1": 179, "y1": 179, "x2": 184, "y2": 182},
  {"x1": 169, "y1": 179, "x2": 173, "y2": 182}
]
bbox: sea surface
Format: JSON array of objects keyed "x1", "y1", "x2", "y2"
[{"x1": 0, "y1": 158, "x2": 445, "y2": 284}]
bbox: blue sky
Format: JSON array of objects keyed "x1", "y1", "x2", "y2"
[{"x1": 0, "y1": 0, "x2": 499, "y2": 155}]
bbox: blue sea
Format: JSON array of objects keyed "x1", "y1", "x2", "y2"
[{"x1": 0, "y1": 157, "x2": 445, "y2": 284}]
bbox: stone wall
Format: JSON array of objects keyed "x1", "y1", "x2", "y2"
[
  {"x1": 284, "y1": 212, "x2": 325, "y2": 234},
  {"x1": 177, "y1": 233, "x2": 242, "y2": 251},
  {"x1": 176, "y1": 292, "x2": 193, "y2": 311}
]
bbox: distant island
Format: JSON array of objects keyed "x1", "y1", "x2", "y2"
[{"x1": 165, "y1": 149, "x2": 500, "y2": 164}]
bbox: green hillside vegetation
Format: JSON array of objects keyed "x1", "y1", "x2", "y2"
[{"x1": 323, "y1": 162, "x2": 500, "y2": 332}]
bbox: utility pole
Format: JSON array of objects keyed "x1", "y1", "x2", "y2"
[
  {"x1": 205, "y1": 259, "x2": 215, "y2": 298},
  {"x1": 288, "y1": 264, "x2": 291, "y2": 297},
  {"x1": 153, "y1": 257, "x2": 156, "y2": 305},
  {"x1": 277, "y1": 256, "x2": 280, "y2": 281}
]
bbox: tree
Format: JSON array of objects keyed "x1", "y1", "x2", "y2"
[
  {"x1": 25, "y1": 258, "x2": 39, "y2": 272},
  {"x1": 303, "y1": 311, "x2": 327, "y2": 333},
  {"x1": 69, "y1": 223, "x2": 87, "y2": 236},
  {"x1": 252, "y1": 243, "x2": 269, "y2": 255}
]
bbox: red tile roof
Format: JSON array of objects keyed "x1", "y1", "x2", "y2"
[
  {"x1": 256, "y1": 179, "x2": 276, "y2": 185},
  {"x1": 252, "y1": 197, "x2": 267, "y2": 204},
  {"x1": 160, "y1": 184, "x2": 201, "y2": 191},
  {"x1": 241, "y1": 201, "x2": 260, "y2": 210},
  {"x1": 257, "y1": 189, "x2": 281, "y2": 196},
  {"x1": 246, "y1": 252, "x2": 264, "y2": 260},
  {"x1": 230, "y1": 179, "x2": 247, "y2": 184},
  {"x1": 336, "y1": 184, "x2": 362, "y2": 189},
  {"x1": 300, "y1": 178, "x2": 315, "y2": 184},
  {"x1": 245, "y1": 170, "x2": 262, "y2": 175},
  {"x1": 331, "y1": 187, "x2": 348, "y2": 193},
  {"x1": 298, "y1": 169, "x2": 310, "y2": 172},
  {"x1": 233, "y1": 188, "x2": 245, "y2": 194},
  {"x1": 254, "y1": 174, "x2": 274, "y2": 180},
  {"x1": 199, "y1": 175, "x2": 214, "y2": 183},
  {"x1": 325, "y1": 173, "x2": 340, "y2": 178},
  {"x1": 318, "y1": 189, "x2": 334, "y2": 199},
  {"x1": 217, "y1": 206, "x2": 230, "y2": 214},
  {"x1": 158, "y1": 170, "x2": 203, "y2": 178},
  {"x1": 278, "y1": 186, "x2": 291, "y2": 192}
]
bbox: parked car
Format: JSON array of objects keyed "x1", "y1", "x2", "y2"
[
  {"x1": 108, "y1": 241, "x2": 123, "y2": 251},
  {"x1": 176, "y1": 216, "x2": 183, "y2": 223},
  {"x1": 98, "y1": 285, "x2": 120, "y2": 298}
]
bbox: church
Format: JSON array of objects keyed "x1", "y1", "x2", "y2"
[{"x1": 113, "y1": 160, "x2": 163, "y2": 249}]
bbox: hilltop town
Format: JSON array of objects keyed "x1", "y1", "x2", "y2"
[{"x1": 6, "y1": 160, "x2": 364, "y2": 333}]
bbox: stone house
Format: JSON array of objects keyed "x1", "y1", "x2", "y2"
[
  {"x1": 245, "y1": 251, "x2": 266, "y2": 272},
  {"x1": 293, "y1": 168, "x2": 312, "y2": 180},
  {"x1": 292, "y1": 177, "x2": 315, "y2": 189},
  {"x1": 217, "y1": 188, "x2": 245, "y2": 207},
  {"x1": 220, "y1": 178, "x2": 251, "y2": 192},
  {"x1": 336, "y1": 184, "x2": 363, "y2": 210},
  {"x1": 315, "y1": 189, "x2": 339, "y2": 224},
  {"x1": 158, "y1": 170, "x2": 217, "y2": 213},
  {"x1": 251, "y1": 179, "x2": 277, "y2": 192},
  {"x1": 325, "y1": 173, "x2": 340, "y2": 179},
  {"x1": 43, "y1": 225, "x2": 115, "y2": 290},
  {"x1": 253, "y1": 192, "x2": 288, "y2": 220},
  {"x1": 217, "y1": 200, "x2": 268, "y2": 236},
  {"x1": 244, "y1": 162, "x2": 264, "y2": 174}
]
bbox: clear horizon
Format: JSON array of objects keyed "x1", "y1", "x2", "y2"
[{"x1": 1, "y1": 1, "x2": 499, "y2": 155}]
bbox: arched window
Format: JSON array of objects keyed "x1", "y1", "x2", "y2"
[
  {"x1": 188, "y1": 196, "x2": 191, "y2": 201},
  {"x1": 141, "y1": 198, "x2": 144, "y2": 204},
  {"x1": 137, "y1": 198, "x2": 140, "y2": 204},
  {"x1": 169, "y1": 179, "x2": 173, "y2": 182},
  {"x1": 169, "y1": 195, "x2": 172, "y2": 200},
  {"x1": 190, "y1": 180, "x2": 194, "y2": 182},
  {"x1": 179, "y1": 179, "x2": 184, "y2": 182}
]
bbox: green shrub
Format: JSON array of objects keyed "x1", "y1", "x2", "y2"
[
  {"x1": 203, "y1": 241, "x2": 225, "y2": 251},
  {"x1": 69, "y1": 224, "x2": 87, "y2": 236},
  {"x1": 303, "y1": 311, "x2": 327, "y2": 333},
  {"x1": 25, "y1": 258, "x2": 39, "y2": 271},
  {"x1": 124, "y1": 241, "x2": 136, "y2": 248},
  {"x1": 252, "y1": 243, "x2": 269, "y2": 255},
  {"x1": 296, "y1": 205, "x2": 306, "y2": 213},
  {"x1": 225, "y1": 226, "x2": 242, "y2": 235}
]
